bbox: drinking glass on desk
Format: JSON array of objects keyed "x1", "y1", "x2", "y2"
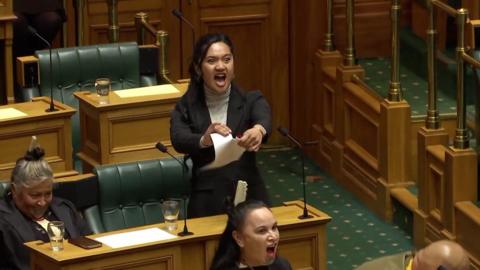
[
  {"x1": 95, "y1": 78, "x2": 111, "y2": 105},
  {"x1": 47, "y1": 221, "x2": 65, "y2": 252},
  {"x1": 162, "y1": 200, "x2": 180, "y2": 232}
]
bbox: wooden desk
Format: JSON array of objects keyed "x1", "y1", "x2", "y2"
[
  {"x1": 0, "y1": 0, "x2": 15, "y2": 104},
  {"x1": 0, "y1": 97, "x2": 76, "y2": 179},
  {"x1": 26, "y1": 201, "x2": 331, "y2": 270},
  {"x1": 74, "y1": 84, "x2": 187, "y2": 172}
]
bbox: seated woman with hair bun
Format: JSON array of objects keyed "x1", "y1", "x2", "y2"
[
  {"x1": 210, "y1": 200, "x2": 292, "y2": 270},
  {"x1": 0, "y1": 140, "x2": 91, "y2": 270}
]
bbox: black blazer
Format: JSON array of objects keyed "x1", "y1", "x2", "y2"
[
  {"x1": 0, "y1": 194, "x2": 91, "y2": 270},
  {"x1": 170, "y1": 83, "x2": 272, "y2": 217}
]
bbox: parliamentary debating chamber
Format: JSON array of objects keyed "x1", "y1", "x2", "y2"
[{"x1": 1, "y1": 0, "x2": 480, "y2": 269}]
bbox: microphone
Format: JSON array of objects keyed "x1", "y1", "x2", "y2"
[
  {"x1": 27, "y1": 26, "x2": 57, "y2": 112},
  {"x1": 277, "y1": 127, "x2": 313, "y2": 219},
  {"x1": 155, "y1": 142, "x2": 193, "y2": 236},
  {"x1": 171, "y1": 9, "x2": 195, "y2": 50}
]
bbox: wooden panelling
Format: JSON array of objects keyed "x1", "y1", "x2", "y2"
[
  {"x1": 0, "y1": 98, "x2": 76, "y2": 178},
  {"x1": 332, "y1": 0, "x2": 392, "y2": 57},
  {"x1": 27, "y1": 201, "x2": 331, "y2": 270},
  {"x1": 289, "y1": 0, "x2": 324, "y2": 145},
  {"x1": 61, "y1": 0, "x2": 318, "y2": 145},
  {"x1": 411, "y1": 1, "x2": 447, "y2": 49},
  {"x1": 312, "y1": 50, "x2": 343, "y2": 176},
  {"x1": 66, "y1": 0, "x2": 182, "y2": 81},
  {"x1": 188, "y1": 0, "x2": 289, "y2": 144},
  {"x1": 75, "y1": 84, "x2": 187, "y2": 171},
  {"x1": 314, "y1": 50, "x2": 411, "y2": 219},
  {"x1": 0, "y1": 0, "x2": 14, "y2": 104},
  {"x1": 455, "y1": 201, "x2": 480, "y2": 269}
]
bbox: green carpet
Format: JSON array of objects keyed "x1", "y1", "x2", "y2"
[
  {"x1": 358, "y1": 57, "x2": 458, "y2": 118},
  {"x1": 257, "y1": 148, "x2": 413, "y2": 270}
]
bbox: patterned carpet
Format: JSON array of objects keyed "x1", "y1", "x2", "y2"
[
  {"x1": 257, "y1": 148, "x2": 413, "y2": 270},
  {"x1": 358, "y1": 57, "x2": 458, "y2": 118}
]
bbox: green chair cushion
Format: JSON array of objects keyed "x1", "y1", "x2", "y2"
[
  {"x1": 33, "y1": 42, "x2": 156, "y2": 164},
  {"x1": 85, "y1": 158, "x2": 191, "y2": 233}
]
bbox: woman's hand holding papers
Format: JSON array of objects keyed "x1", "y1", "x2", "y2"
[
  {"x1": 200, "y1": 122, "x2": 232, "y2": 147},
  {"x1": 236, "y1": 124, "x2": 265, "y2": 152}
]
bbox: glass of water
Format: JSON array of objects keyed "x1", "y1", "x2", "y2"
[
  {"x1": 161, "y1": 200, "x2": 180, "y2": 232},
  {"x1": 47, "y1": 221, "x2": 65, "y2": 252},
  {"x1": 95, "y1": 77, "x2": 111, "y2": 105}
]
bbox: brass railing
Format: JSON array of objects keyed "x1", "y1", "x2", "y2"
[
  {"x1": 389, "y1": 0, "x2": 403, "y2": 101},
  {"x1": 429, "y1": 1, "x2": 475, "y2": 149},
  {"x1": 135, "y1": 12, "x2": 173, "y2": 84},
  {"x1": 323, "y1": 0, "x2": 334, "y2": 51},
  {"x1": 426, "y1": 0, "x2": 440, "y2": 129},
  {"x1": 343, "y1": 0, "x2": 356, "y2": 66},
  {"x1": 107, "y1": 0, "x2": 119, "y2": 43}
]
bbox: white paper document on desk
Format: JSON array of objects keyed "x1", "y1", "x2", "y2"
[
  {"x1": 203, "y1": 133, "x2": 245, "y2": 170},
  {"x1": 94, "y1": 228, "x2": 177, "y2": 248}
]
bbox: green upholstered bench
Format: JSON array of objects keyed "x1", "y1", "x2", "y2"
[
  {"x1": 16, "y1": 42, "x2": 158, "y2": 170},
  {"x1": 83, "y1": 158, "x2": 191, "y2": 234}
]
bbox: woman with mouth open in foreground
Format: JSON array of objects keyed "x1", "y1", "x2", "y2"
[
  {"x1": 170, "y1": 33, "x2": 272, "y2": 218},
  {"x1": 210, "y1": 200, "x2": 292, "y2": 270}
]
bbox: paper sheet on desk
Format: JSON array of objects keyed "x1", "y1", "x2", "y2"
[
  {"x1": 202, "y1": 133, "x2": 246, "y2": 170},
  {"x1": 0, "y1": 108, "x2": 27, "y2": 120},
  {"x1": 94, "y1": 228, "x2": 177, "y2": 248},
  {"x1": 114, "y1": 84, "x2": 179, "y2": 98}
]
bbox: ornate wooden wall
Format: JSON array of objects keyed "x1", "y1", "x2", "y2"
[{"x1": 62, "y1": 0, "x2": 290, "y2": 143}]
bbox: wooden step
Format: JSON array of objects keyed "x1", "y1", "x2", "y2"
[{"x1": 391, "y1": 187, "x2": 418, "y2": 212}]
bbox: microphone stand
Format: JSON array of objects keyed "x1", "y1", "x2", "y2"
[
  {"x1": 297, "y1": 147, "x2": 313, "y2": 219},
  {"x1": 27, "y1": 25, "x2": 58, "y2": 112},
  {"x1": 172, "y1": 9, "x2": 195, "y2": 50},
  {"x1": 277, "y1": 127, "x2": 313, "y2": 219},
  {"x1": 155, "y1": 142, "x2": 193, "y2": 236},
  {"x1": 178, "y1": 195, "x2": 193, "y2": 236},
  {"x1": 45, "y1": 45, "x2": 57, "y2": 112},
  {"x1": 27, "y1": 26, "x2": 57, "y2": 112}
]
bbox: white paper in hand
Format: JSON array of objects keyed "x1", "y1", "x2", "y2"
[{"x1": 202, "y1": 133, "x2": 245, "y2": 170}]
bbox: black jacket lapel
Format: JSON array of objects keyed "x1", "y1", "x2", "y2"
[
  {"x1": 186, "y1": 84, "x2": 212, "y2": 133},
  {"x1": 50, "y1": 198, "x2": 79, "y2": 238},
  {"x1": 227, "y1": 85, "x2": 246, "y2": 137}
]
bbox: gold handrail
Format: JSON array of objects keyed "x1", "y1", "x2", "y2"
[
  {"x1": 432, "y1": 0, "x2": 458, "y2": 17},
  {"x1": 463, "y1": 52, "x2": 480, "y2": 69},
  {"x1": 427, "y1": 1, "x2": 471, "y2": 149},
  {"x1": 134, "y1": 12, "x2": 173, "y2": 84},
  {"x1": 388, "y1": 0, "x2": 403, "y2": 101},
  {"x1": 323, "y1": 0, "x2": 334, "y2": 51},
  {"x1": 343, "y1": 0, "x2": 356, "y2": 66},
  {"x1": 454, "y1": 8, "x2": 469, "y2": 149},
  {"x1": 107, "y1": 0, "x2": 119, "y2": 43},
  {"x1": 426, "y1": 0, "x2": 440, "y2": 129}
]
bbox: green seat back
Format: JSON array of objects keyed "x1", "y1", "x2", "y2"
[
  {"x1": 35, "y1": 42, "x2": 143, "y2": 157},
  {"x1": 84, "y1": 158, "x2": 191, "y2": 233}
]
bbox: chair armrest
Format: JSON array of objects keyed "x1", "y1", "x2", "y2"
[
  {"x1": 54, "y1": 173, "x2": 98, "y2": 211},
  {"x1": 83, "y1": 205, "x2": 106, "y2": 234}
]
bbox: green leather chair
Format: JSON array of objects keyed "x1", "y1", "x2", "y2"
[
  {"x1": 17, "y1": 42, "x2": 158, "y2": 170},
  {"x1": 83, "y1": 158, "x2": 191, "y2": 234}
]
